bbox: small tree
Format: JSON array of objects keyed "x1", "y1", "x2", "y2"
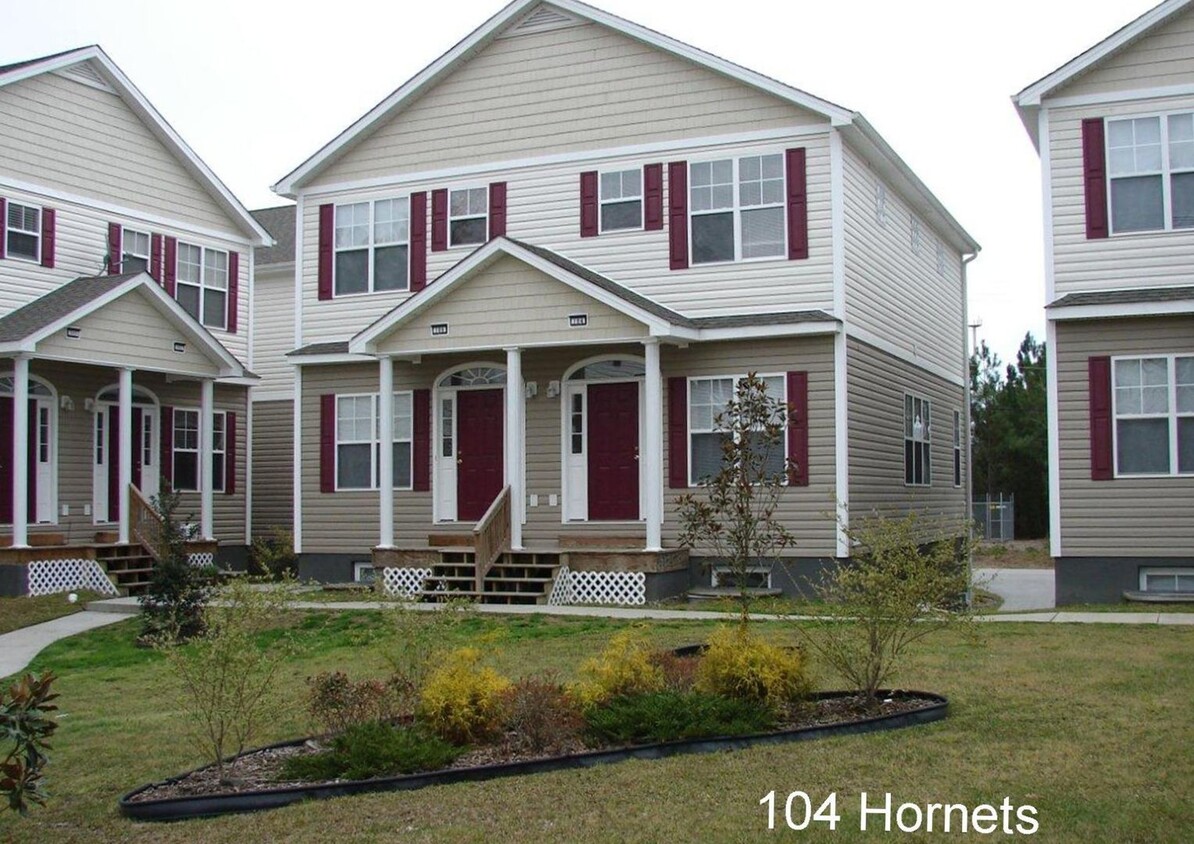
[
  {"x1": 139, "y1": 486, "x2": 212, "y2": 643},
  {"x1": 248, "y1": 527, "x2": 297, "y2": 580},
  {"x1": 677, "y1": 373, "x2": 795, "y2": 627},
  {"x1": 1, "y1": 672, "x2": 58, "y2": 815}
]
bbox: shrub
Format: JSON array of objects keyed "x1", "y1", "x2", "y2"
[
  {"x1": 650, "y1": 650, "x2": 700, "y2": 693},
  {"x1": 1, "y1": 672, "x2": 58, "y2": 815},
  {"x1": 139, "y1": 487, "x2": 212, "y2": 643},
  {"x1": 281, "y1": 722, "x2": 460, "y2": 782},
  {"x1": 695, "y1": 626, "x2": 810, "y2": 708},
  {"x1": 248, "y1": 528, "x2": 297, "y2": 580},
  {"x1": 584, "y1": 691, "x2": 776, "y2": 745},
  {"x1": 380, "y1": 598, "x2": 473, "y2": 717},
  {"x1": 306, "y1": 671, "x2": 400, "y2": 736},
  {"x1": 572, "y1": 630, "x2": 664, "y2": 708},
  {"x1": 417, "y1": 648, "x2": 510, "y2": 745},
  {"x1": 499, "y1": 675, "x2": 584, "y2": 756}
]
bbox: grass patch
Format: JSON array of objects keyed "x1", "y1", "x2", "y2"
[{"x1": 0, "y1": 591, "x2": 105, "y2": 635}]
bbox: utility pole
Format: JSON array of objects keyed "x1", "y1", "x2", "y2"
[{"x1": 968, "y1": 318, "x2": 983, "y2": 352}]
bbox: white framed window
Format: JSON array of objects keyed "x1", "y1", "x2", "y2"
[
  {"x1": 6, "y1": 201, "x2": 40, "y2": 262},
  {"x1": 687, "y1": 374, "x2": 786, "y2": 486},
  {"x1": 176, "y1": 243, "x2": 228, "y2": 329},
  {"x1": 690, "y1": 154, "x2": 786, "y2": 264},
  {"x1": 874, "y1": 180, "x2": 889, "y2": 227},
  {"x1": 1112, "y1": 355, "x2": 1194, "y2": 476},
  {"x1": 936, "y1": 242, "x2": 947, "y2": 276},
  {"x1": 953, "y1": 410, "x2": 962, "y2": 487},
  {"x1": 449, "y1": 187, "x2": 488, "y2": 247},
  {"x1": 353, "y1": 562, "x2": 376, "y2": 584},
  {"x1": 712, "y1": 565, "x2": 772, "y2": 589},
  {"x1": 334, "y1": 198, "x2": 409, "y2": 296},
  {"x1": 910, "y1": 217, "x2": 923, "y2": 254},
  {"x1": 1107, "y1": 112, "x2": 1194, "y2": 233},
  {"x1": 122, "y1": 228, "x2": 151, "y2": 275},
  {"x1": 600, "y1": 169, "x2": 643, "y2": 232},
  {"x1": 1139, "y1": 567, "x2": 1194, "y2": 593},
  {"x1": 335, "y1": 392, "x2": 414, "y2": 490},
  {"x1": 172, "y1": 409, "x2": 225, "y2": 493},
  {"x1": 904, "y1": 393, "x2": 931, "y2": 486}
]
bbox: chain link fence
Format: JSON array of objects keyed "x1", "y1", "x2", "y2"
[{"x1": 973, "y1": 494, "x2": 1015, "y2": 541}]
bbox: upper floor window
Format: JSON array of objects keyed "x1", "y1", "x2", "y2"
[
  {"x1": 1113, "y1": 355, "x2": 1193, "y2": 476},
  {"x1": 1107, "y1": 113, "x2": 1194, "y2": 233},
  {"x1": 449, "y1": 187, "x2": 488, "y2": 247},
  {"x1": 123, "y1": 229, "x2": 151, "y2": 275},
  {"x1": 690, "y1": 154, "x2": 785, "y2": 264},
  {"x1": 176, "y1": 243, "x2": 228, "y2": 330},
  {"x1": 688, "y1": 374, "x2": 786, "y2": 485},
  {"x1": 335, "y1": 199, "x2": 409, "y2": 295},
  {"x1": 953, "y1": 410, "x2": 962, "y2": 487},
  {"x1": 6, "y1": 202, "x2": 40, "y2": 262},
  {"x1": 905, "y1": 393, "x2": 931, "y2": 486},
  {"x1": 600, "y1": 169, "x2": 642, "y2": 232},
  {"x1": 910, "y1": 217, "x2": 923, "y2": 254}
]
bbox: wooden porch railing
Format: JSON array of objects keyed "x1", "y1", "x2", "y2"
[
  {"x1": 129, "y1": 485, "x2": 163, "y2": 562},
  {"x1": 472, "y1": 486, "x2": 511, "y2": 592}
]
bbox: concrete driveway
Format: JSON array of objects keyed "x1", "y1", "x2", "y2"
[{"x1": 973, "y1": 567, "x2": 1055, "y2": 612}]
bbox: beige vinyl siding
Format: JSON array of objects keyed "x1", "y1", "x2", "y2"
[
  {"x1": 842, "y1": 142, "x2": 965, "y2": 377},
  {"x1": 0, "y1": 70, "x2": 232, "y2": 231},
  {"x1": 300, "y1": 133, "x2": 833, "y2": 345},
  {"x1": 250, "y1": 399, "x2": 293, "y2": 537},
  {"x1": 1054, "y1": 6, "x2": 1194, "y2": 99},
  {"x1": 1048, "y1": 95, "x2": 1194, "y2": 298},
  {"x1": 376, "y1": 256, "x2": 647, "y2": 355},
  {"x1": 1, "y1": 358, "x2": 247, "y2": 545},
  {"x1": 298, "y1": 336, "x2": 837, "y2": 557},
  {"x1": 1055, "y1": 316, "x2": 1194, "y2": 556},
  {"x1": 846, "y1": 337, "x2": 968, "y2": 519},
  {"x1": 250, "y1": 265, "x2": 295, "y2": 395},
  {"x1": 314, "y1": 21, "x2": 825, "y2": 186}
]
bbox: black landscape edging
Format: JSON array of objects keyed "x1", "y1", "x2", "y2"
[{"x1": 119, "y1": 689, "x2": 948, "y2": 822}]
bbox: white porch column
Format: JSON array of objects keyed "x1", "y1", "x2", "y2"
[
  {"x1": 377, "y1": 355, "x2": 395, "y2": 549},
  {"x1": 643, "y1": 339, "x2": 663, "y2": 551},
  {"x1": 117, "y1": 367, "x2": 133, "y2": 545},
  {"x1": 504, "y1": 347, "x2": 524, "y2": 551},
  {"x1": 10, "y1": 356, "x2": 30, "y2": 548},
  {"x1": 199, "y1": 378, "x2": 215, "y2": 541}
]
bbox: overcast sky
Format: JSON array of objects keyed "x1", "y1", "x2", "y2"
[{"x1": 0, "y1": 0, "x2": 1161, "y2": 367}]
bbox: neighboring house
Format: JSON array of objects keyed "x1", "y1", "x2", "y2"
[
  {"x1": 0, "y1": 46, "x2": 270, "y2": 596},
  {"x1": 1015, "y1": 0, "x2": 1194, "y2": 603},
  {"x1": 266, "y1": 0, "x2": 978, "y2": 600}
]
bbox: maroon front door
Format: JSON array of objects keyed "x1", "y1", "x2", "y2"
[
  {"x1": 0, "y1": 398, "x2": 37, "y2": 525},
  {"x1": 587, "y1": 382, "x2": 639, "y2": 520},
  {"x1": 106, "y1": 406, "x2": 144, "y2": 522},
  {"x1": 456, "y1": 389, "x2": 504, "y2": 522}
]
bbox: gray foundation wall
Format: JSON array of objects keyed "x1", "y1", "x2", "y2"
[{"x1": 1055, "y1": 556, "x2": 1194, "y2": 605}]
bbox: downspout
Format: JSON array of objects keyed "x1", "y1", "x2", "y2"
[{"x1": 962, "y1": 251, "x2": 979, "y2": 606}]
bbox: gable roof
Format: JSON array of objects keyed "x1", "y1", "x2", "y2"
[
  {"x1": 1013, "y1": 0, "x2": 1194, "y2": 145},
  {"x1": 0, "y1": 46, "x2": 272, "y2": 247},
  {"x1": 250, "y1": 206, "x2": 296, "y2": 266}
]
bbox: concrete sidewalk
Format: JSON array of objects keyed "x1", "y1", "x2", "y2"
[
  {"x1": 973, "y1": 567, "x2": 1055, "y2": 612},
  {"x1": 0, "y1": 611, "x2": 128, "y2": 678}
]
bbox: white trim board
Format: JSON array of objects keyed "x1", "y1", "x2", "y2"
[{"x1": 1048, "y1": 300, "x2": 1194, "y2": 321}]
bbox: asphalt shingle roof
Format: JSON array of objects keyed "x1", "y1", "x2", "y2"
[
  {"x1": 1048, "y1": 286, "x2": 1194, "y2": 308},
  {"x1": 250, "y1": 206, "x2": 296, "y2": 266},
  {"x1": 0, "y1": 274, "x2": 138, "y2": 343}
]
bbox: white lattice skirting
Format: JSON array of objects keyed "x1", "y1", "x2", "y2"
[
  {"x1": 547, "y1": 565, "x2": 572, "y2": 606},
  {"x1": 187, "y1": 552, "x2": 215, "y2": 568},
  {"x1": 382, "y1": 567, "x2": 433, "y2": 598},
  {"x1": 27, "y1": 559, "x2": 119, "y2": 597},
  {"x1": 553, "y1": 569, "x2": 646, "y2": 606}
]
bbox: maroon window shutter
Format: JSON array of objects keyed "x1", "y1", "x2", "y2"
[
  {"x1": 108, "y1": 223, "x2": 122, "y2": 274},
  {"x1": 150, "y1": 234, "x2": 163, "y2": 283},
  {"x1": 413, "y1": 388, "x2": 431, "y2": 491},
  {"x1": 644, "y1": 164, "x2": 664, "y2": 231},
  {"x1": 39, "y1": 208, "x2": 55, "y2": 268},
  {"x1": 163, "y1": 236, "x2": 177, "y2": 298},
  {"x1": 488, "y1": 182, "x2": 507, "y2": 239},
  {"x1": 320, "y1": 394, "x2": 336, "y2": 493},
  {"x1": 431, "y1": 189, "x2": 448, "y2": 252},
  {"x1": 410, "y1": 192, "x2": 428, "y2": 291},
  {"x1": 668, "y1": 162, "x2": 689, "y2": 270},
  {"x1": 224, "y1": 412, "x2": 237, "y2": 495},
  {"x1": 580, "y1": 171, "x2": 599, "y2": 237},
  {"x1": 160, "y1": 406, "x2": 174, "y2": 488},
  {"x1": 0, "y1": 197, "x2": 7, "y2": 260},
  {"x1": 1082, "y1": 118, "x2": 1110, "y2": 239},
  {"x1": 786, "y1": 148, "x2": 809, "y2": 260},
  {"x1": 318, "y1": 204, "x2": 334, "y2": 300},
  {"x1": 227, "y1": 251, "x2": 240, "y2": 333},
  {"x1": 668, "y1": 377, "x2": 688, "y2": 488},
  {"x1": 1089, "y1": 356, "x2": 1113, "y2": 480},
  {"x1": 787, "y1": 371, "x2": 810, "y2": 486}
]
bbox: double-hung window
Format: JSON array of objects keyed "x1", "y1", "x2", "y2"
[
  {"x1": 953, "y1": 410, "x2": 962, "y2": 487},
  {"x1": 172, "y1": 409, "x2": 225, "y2": 492},
  {"x1": 1107, "y1": 112, "x2": 1194, "y2": 233},
  {"x1": 690, "y1": 154, "x2": 785, "y2": 264},
  {"x1": 334, "y1": 199, "x2": 409, "y2": 295},
  {"x1": 5, "y1": 202, "x2": 40, "y2": 261},
  {"x1": 1113, "y1": 355, "x2": 1194, "y2": 476},
  {"x1": 688, "y1": 374, "x2": 786, "y2": 485},
  {"x1": 176, "y1": 243, "x2": 228, "y2": 329},
  {"x1": 335, "y1": 393, "x2": 414, "y2": 490},
  {"x1": 449, "y1": 187, "x2": 488, "y2": 247},
  {"x1": 904, "y1": 394, "x2": 931, "y2": 486},
  {"x1": 600, "y1": 169, "x2": 642, "y2": 231},
  {"x1": 122, "y1": 229, "x2": 151, "y2": 275}
]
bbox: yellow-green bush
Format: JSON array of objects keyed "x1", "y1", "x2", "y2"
[
  {"x1": 417, "y1": 648, "x2": 511, "y2": 745},
  {"x1": 695, "y1": 626, "x2": 810, "y2": 708},
  {"x1": 572, "y1": 630, "x2": 665, "y2": 708}
]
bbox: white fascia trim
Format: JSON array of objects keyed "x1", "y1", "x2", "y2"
[
  {"x1": 1040, "y1": 109, "x2": 1055, "y2": 303},
  {"x1": 833, "y1": 330, "x2": 850, "y2": 558},
  {"x1": 218, "y1": 374, "x2": 263, "y2": 387},
  {"x1": 0, "y1": 175, "x2": 257, "y2": 247},
  {"x1": 293, "y1": 194, "x2": 305, "y2": 352},
  {"x1": 295, "y1": 125, "x2": 828, "y2": 200},
  {"x1": 694, "y1": 321, "x2": 839, "y2": 342},
  {"x1": 830, "y1": 128, "x2": 846, "y2": 318},
  {"x1": 247, "y1": 243, "x2": 256, "y2": 372},
  {"x1": 1048, "y1": 300, "x2": 1194, "y2": 321},
  {"x1": 1045, "y1": 318, "x2": 1062, "y2": 557},
  {"x1": 245, "y1": 396, "x2": 253, "y2": 544},
  {"x1": 288, "y1": 353, "x2": 375, "y2": 366},
  {"x1": 846, "y1": 325, "x2": 966, "y2": 387}
]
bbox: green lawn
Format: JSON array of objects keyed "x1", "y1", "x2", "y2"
[
  {"x1": 0, "y1": 591, "x2": 104, "y2": 635},
  {"x1": 1, "y1": 611, "x2": 1191, "y2": 842}
]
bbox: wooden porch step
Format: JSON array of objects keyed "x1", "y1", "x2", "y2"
[{"x1": 428, "y1": 534, "x2": 474, "y2": 548}]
